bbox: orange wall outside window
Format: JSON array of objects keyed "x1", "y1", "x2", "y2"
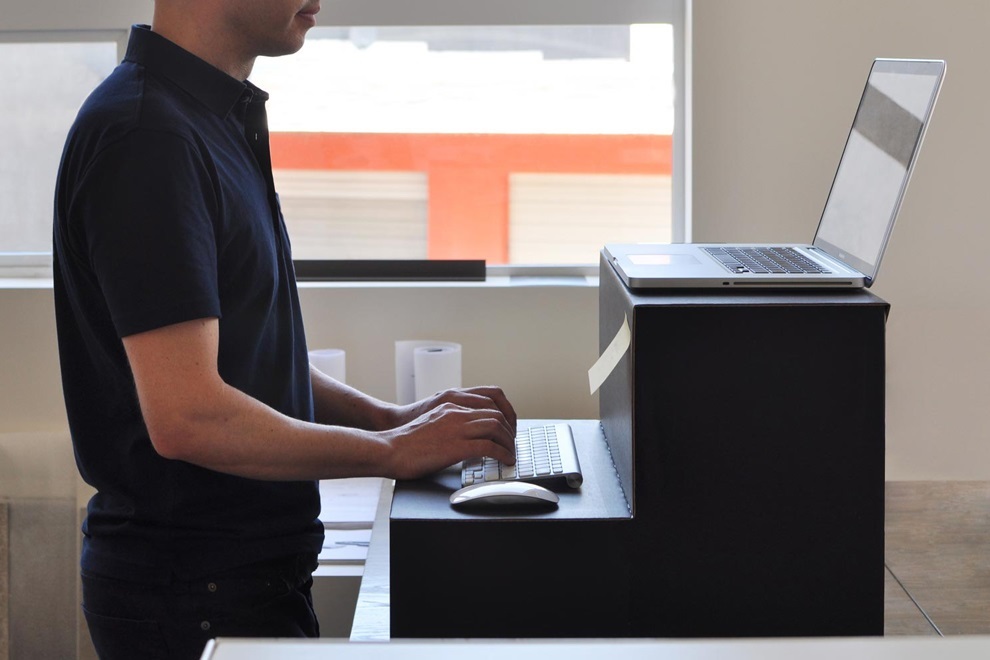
[{"x1": 270, "y1": 133, "x2": 673, "y2": 264}]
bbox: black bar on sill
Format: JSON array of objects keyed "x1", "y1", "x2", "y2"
[{"x1": 293, "y1": 259, "x2": 486, "y2": 282}]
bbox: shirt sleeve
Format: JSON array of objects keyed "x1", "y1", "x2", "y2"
[{"x1": 70, "y1": 128, "x2": 223, "y2": 338}]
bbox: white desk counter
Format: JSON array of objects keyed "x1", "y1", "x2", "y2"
[{"x1": 202, "y1": 636, "x2": 990, "y2": 660}]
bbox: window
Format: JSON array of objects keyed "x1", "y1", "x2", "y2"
[
  {"x1": 253, "y1": 24, "x2": 676, "y2": 265},
  {"x1": 0, "y1": 1, "x2": 689, "y2": 273},
  {"x1": 0, "y1": 38, "x2": 119, "y2": 274}
]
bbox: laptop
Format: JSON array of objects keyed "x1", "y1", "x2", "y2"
[{"x1": 605, "y1": 58, "x2": 945, "y2": 289}]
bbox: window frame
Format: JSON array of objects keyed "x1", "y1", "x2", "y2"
[{"x1": 0, "y1": 0, "x2": 691, "y2": 278}]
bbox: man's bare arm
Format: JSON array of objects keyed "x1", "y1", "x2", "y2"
[{"x1": 123, "y1": 317, "x2": 515, "y2": 481}]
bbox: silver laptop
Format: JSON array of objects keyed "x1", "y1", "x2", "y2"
[{"x1": 605, "y1": 58, "x2": 945, "y2": 289}]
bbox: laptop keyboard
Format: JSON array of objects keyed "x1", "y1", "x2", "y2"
[{"x1": 703, "y1": 247, "x2": 832, "y2": 275}]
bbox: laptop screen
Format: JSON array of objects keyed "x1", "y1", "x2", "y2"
[{"x1": 813, "y1": 59, "x2": 944, "y2": 283}]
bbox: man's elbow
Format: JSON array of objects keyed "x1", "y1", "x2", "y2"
[
  {"x1": 138, "y1": 385, "x2": 227, "y2": 462},
  {"x1": 144, "y1": 416, "x2": 202, "y2": 462}
]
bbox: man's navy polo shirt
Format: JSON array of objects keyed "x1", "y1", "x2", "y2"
[{"x1": 53, "y1": 25, "x2": 323, "y2": 583}]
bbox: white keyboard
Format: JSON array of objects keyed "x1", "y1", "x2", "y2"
[{"x1": 461, "y1": 423, "x2": 583, "y2": 489}]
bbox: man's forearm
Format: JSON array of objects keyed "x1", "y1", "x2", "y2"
[
  {"x1": 122, "y1": 318, "x2": 515, "y2": 482},
  {"x1": 154, "y1": 380, "x2": 517, "y2": 483},
  {"x1": 309, "y1": 365, "x2": 399, "y2": 431},
  {"x1": 156, "y1": 378, "x2": 395, "y2": 481}
]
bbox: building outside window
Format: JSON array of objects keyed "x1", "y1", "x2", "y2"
[
  {"x1": 253, "y1": 25, "x2": 676, "y2": 265},
  {"x1": 0, "y1": 1, "x2": 688, "y2": 274}
]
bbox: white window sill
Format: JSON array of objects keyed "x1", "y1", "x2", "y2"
[
  {"x1": 0, "y1": 277, "x2": 54, "y2": 289},
  {"x1": 0, "y1": 268, "x2": 601, "y2": 291}
]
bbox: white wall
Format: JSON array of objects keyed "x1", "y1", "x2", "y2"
[
  {"x1": 0, "y1": 281, "x2": 601, "y2": 499},
  {"x1": 0, "y1": 0, "x2": 149, "y2": 32},
  {"x1": 297, "y1": 281, "x2": 600, "y2": 420},
  {"x1": 691, "y1": 0, "x2": 990, "y2": 479}
]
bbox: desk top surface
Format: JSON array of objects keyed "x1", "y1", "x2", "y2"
[
  {"x1": 202, "y1": 636, "x2": 990, "y2": 660},
  {"x1": 390, "y1": 420, "x2": 630, "y2": 522}
]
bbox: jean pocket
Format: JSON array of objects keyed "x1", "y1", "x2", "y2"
[{"x1": 82, "y1": 605, "x2": 171, "y2": 660}]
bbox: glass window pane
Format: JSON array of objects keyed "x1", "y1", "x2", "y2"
[
  {"x1": 0, "y1": 42, "x2": 118, "y2": 254},
  {"x1": 252, "y1": 25, "x2": 674, "y2": 265}
]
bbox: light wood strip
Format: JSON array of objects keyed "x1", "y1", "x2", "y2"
[
  {"x1": 884, "y1": 565, "x2": 939, "y2": 636},
  {"x1": 0, "y1": 501, "x2": 7, "y2": 660},
  {"x1": 885, "y1": 481, "x2": 990, "y2": 635}
]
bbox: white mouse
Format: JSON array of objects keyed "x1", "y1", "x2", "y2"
[{"x1": 449, "y1": 481, "x2": 559, "y2": 509}]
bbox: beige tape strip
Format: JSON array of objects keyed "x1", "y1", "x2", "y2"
[{"x1": 588, "y1": 314, "x2": 631, "y2": 395}]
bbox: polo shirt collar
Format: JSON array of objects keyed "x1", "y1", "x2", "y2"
[{"x1": 123, "y1": 24, "x2": 268, "y2": 119}]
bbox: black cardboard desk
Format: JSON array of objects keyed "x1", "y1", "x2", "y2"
[
  {"x1": 389, "y1": 420, "x2": 632, "y2": 638},
  {"x1": 598, "y1": 255, "x2": 889, "y2": 636},
  {"x1": 384, "y1": 256, "x2": 889, "y2": 639}
]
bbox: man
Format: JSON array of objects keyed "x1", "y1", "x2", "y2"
[{"x1": 53, "y1": 1, "x2": 516, "y2": 658}]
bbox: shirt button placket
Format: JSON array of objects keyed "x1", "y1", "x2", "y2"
[{"x1": 201, "y1": 581, "x2": 218, "y2": 632}]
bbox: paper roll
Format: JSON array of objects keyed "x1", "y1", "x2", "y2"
[
  {"x1": 413, "y1": 345, "x2": 463, "y2": 401},
  {"x1": 309, "y1": 348, "x2": 346, "y2": 384},
  {"x1": 395, "y1": 340, "x2": 462, "y2": 404}
]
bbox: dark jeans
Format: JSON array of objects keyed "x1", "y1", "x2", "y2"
[{"x1": 81, "y1": 554, "x2": 320, "y2": 660}]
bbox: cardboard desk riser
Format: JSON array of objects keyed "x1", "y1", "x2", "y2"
[{"x1": 388, "y1": 254, "x2": 887, "y2": 638}]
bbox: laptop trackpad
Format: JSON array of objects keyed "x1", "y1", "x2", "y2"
[{"x1": 629, "y1": 254, "x2": 702, "y2": 266}]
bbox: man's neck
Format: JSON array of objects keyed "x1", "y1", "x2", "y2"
[{"x1": 151, "y1": 7, "x2": 255, "y2": 81}]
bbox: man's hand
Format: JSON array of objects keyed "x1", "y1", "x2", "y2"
[
  {"x1": 380, "y1": 399, "x2": 517, "y2": 481},
  {"x1": 389, "y1": 386, "x2": 518, "y2": 435}
]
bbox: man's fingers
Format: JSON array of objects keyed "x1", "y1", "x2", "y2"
[
  {"x1": 434, "y1": 389, "x2": 517, "y2": 435},
  {"x1": 457, "y1": 436, "x2": 515, "y2": 467},
  {"x1": 462, "y1": 416, "x2": 516, "y2": 462},
  {"x1": 424, "y1": 405, "x2": 515, "y2": 465},
  {"x1": 460, "y1": 386, "x2": 518, "y2": 429}
]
